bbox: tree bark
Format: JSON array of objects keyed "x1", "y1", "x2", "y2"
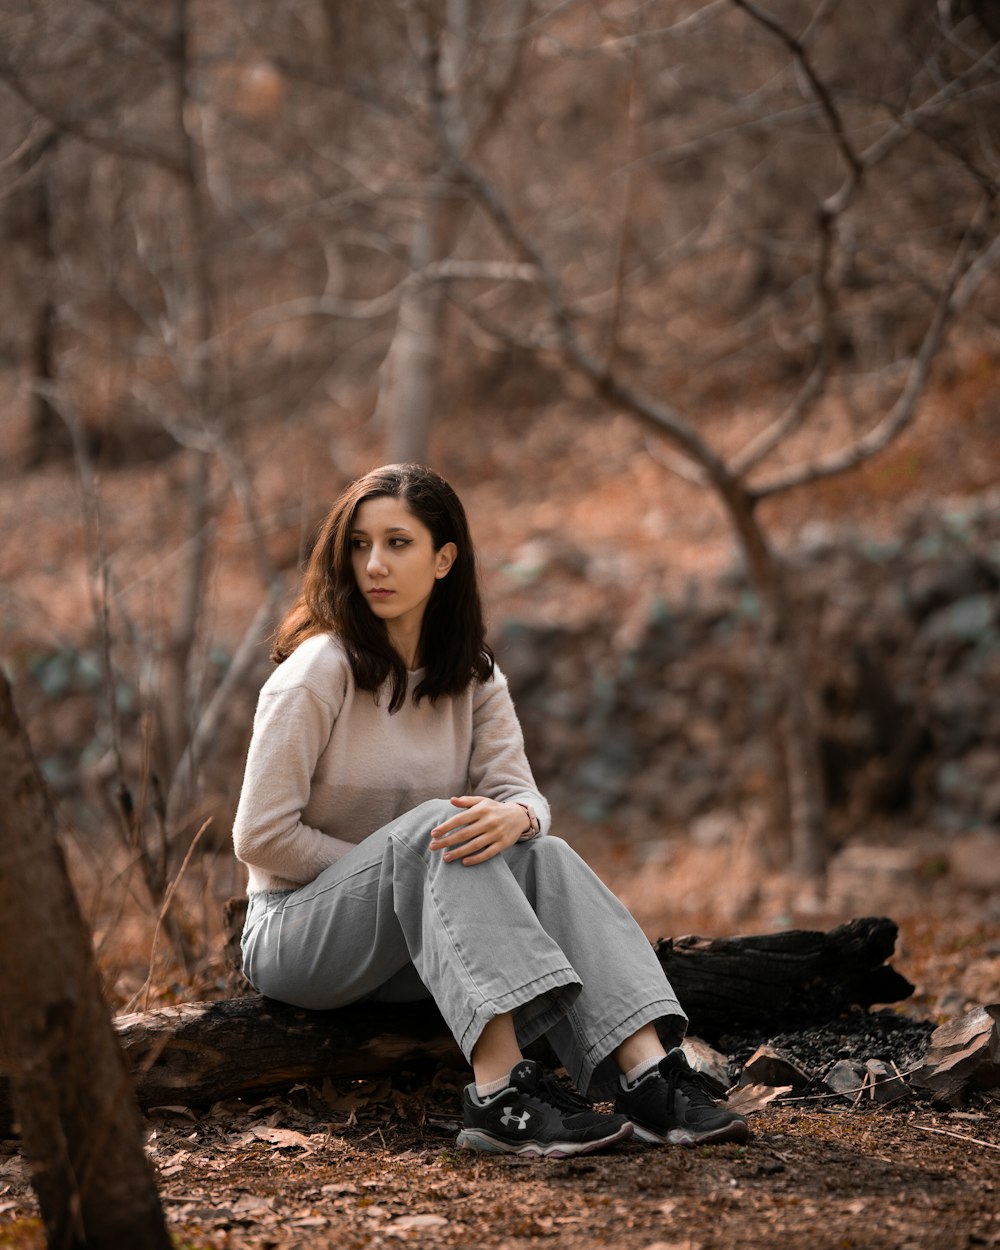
[
  {"x1": 654, "y1": 915, "x2": 911, "y2": 1037},
  {"x1": 25, "y1": 167, "x2": 71, "y2": 468},
  {"x1": 0, "y1": 673, "x2": 171, "y2": 1250},
  {"x1": 717, "y1": 478, "x2": 830, "y2": 877},
  {"x1": 378, "y1": 174, "x2": 470, "y2": 466}
]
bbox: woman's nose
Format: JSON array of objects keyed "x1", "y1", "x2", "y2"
[{"x1": 367, "y1": 547, "x2": 388, "y2": 575}]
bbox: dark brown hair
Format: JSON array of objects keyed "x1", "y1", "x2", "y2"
[{"x1": 271, "y1": 463, "x2": 494, "y2": 711}]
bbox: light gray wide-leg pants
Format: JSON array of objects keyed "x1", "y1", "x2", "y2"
[{"x1": 241, "y1": 799, "x2": 686, "y2": 1096}]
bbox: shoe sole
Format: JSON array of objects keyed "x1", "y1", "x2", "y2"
[
  {"x1": 628, "y1": 1118, "x2": 751, "y2": 1147},
  {"x1": 456, "y1": 1121, "x2": 633, "y2": 1159}
]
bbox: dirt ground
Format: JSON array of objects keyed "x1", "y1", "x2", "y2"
[
  {"x1": 1, "y1": 858, "x2": 997, "y2": 1250},
  {"x1": 2, "y1": 1078, "x2": 998, "y2": 1250}
]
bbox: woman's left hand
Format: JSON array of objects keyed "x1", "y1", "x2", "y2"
[{"x1": 429, "y1": 796, "x2": 531, "y2": 866}]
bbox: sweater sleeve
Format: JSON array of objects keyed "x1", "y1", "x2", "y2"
[
  {"x1": 469, "y1": 667, "x2": 551, "y2": 836},
  {"x1": 232, "y1": 678, "x2": 355, "y2": 887}
]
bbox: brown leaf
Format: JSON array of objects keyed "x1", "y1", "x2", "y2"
[
  {"x1": 250, "y1": 1126, "x2": 318, "y2": 1151},
  {"x1": 388, "y1": 1214, "x2": 449, "y2": 1231},
  {"x1": 723, "y1": 1083, "x2": 793, "y2": 1115}
]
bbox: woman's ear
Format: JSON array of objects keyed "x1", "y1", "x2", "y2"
[{"x1": 435, "y1": 542, "x2": 458, "y2": 579}]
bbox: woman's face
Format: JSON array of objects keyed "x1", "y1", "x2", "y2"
[{"x1": 350, "y1": 495, "x2": 456, "y2": 650}]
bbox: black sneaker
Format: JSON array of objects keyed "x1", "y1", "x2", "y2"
[
  {"x1": 457, "y1": 1059, "x2": 634, "y2": 1158},
  {"x1": 614, "y1": 1049, "x2": 750, "y2": 1147}
]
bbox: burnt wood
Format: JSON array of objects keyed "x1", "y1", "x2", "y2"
[{"x1": 655, "y1": 915, "x2": 914, "y2": 1039}]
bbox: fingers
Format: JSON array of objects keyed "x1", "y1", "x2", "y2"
[
  {"x1": 429, "y1": 796, "x2": 520, "y2": 865},
  {"x1": 429, "y1": 796, "x2": 488, "y2": 841}
]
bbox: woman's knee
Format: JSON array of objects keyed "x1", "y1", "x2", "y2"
[
  {"x1": 521, "y1": 833, "x2": 577, "y2": 864},
  {"x1": 384, "y1": 798, "x2": 456, "y2": 850}
]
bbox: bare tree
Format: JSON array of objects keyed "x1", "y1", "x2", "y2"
[
  {"x1": 420, "y1": 0, "x2": 999, "y2": 875},
  {"x1": 0, "y1": 671, "x2": 170, "y2": 1249}
]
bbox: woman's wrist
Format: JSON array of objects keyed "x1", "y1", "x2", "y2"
[{"x1": 514, "y1": 802, "x2": 540, "y2": 840}]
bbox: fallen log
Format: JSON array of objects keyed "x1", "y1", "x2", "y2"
[
  {"x1": 0, "y1": 916, "x2": 912, "y2": 1127},
  {"x1": 654, "y1": 914, "x2": 913, "y2": 1038}
]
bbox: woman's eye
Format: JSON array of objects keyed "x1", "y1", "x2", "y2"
[
  {"x1": 350, "y1": 538, "x2": 368, "y2": 550},
  {"x1": 390, "y1": 538, "x2": 411, "y2": 548}
]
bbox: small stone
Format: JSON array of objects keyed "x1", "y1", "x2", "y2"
[
  {"x1": 681, "y1": 1037, "x2": 732, "y2": 1096},
  {"x1": 910, "y1": 1004, "x2": 1000, "y2": 1106},
  {"x1": 823, "y1": 1059, "x2": 865, "y2": 1098},
  {"x1": 949, "y1": 832, "x2": 1000, "y2": 893},
  {"x1": 863, "y1": 1059, "x2": 909, "y2": 1104},
  {"x1": 739, "y1": 1045, "x2": 810, "y2": 1091}
]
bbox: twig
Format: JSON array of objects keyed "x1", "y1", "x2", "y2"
[
  {"x1": 128, "y1": 817, "x2": 212, "y2": 1015},
  {"x1": 912, "y1": 1125, "x2": 1000, "y2": 1151},
  {"x1": 644, "y1": 435, "x2": 710, "y2": 488},
  {"x1": 165, "y1": 583, "x2": 285, "y2": 824},
  {"x1": 768, "y1": 1061, "x2": 925, "y2": 1106}
]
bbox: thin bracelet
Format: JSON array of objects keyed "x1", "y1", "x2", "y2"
[{"x1": 515, "y1": 802, "x2": 540, "y2": 840}]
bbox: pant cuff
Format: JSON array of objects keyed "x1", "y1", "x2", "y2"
[
  {"x1": 455, "y1": 967, "x2": 582, "y2": 1061},
  {"x1": 573, "y1": 998, "x2": 689, "y2": 1097}
]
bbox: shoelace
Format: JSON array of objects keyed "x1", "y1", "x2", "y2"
[
  {"x1": 662, "y1": 1063, "x2": 717, "y2": 1110},
  {"x1": 533, "y1": 1072, "x2": 594, "y2": 1114}
]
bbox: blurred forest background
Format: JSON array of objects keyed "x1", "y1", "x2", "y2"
[{"x1": 1, "y1": 0, "x2": 998, "y2": 1015}]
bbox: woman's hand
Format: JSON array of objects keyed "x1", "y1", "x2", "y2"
[{"x1": 429, "y1": 796, "x2": 531, "y2": 866}]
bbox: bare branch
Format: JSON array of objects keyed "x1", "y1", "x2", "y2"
[
  {"x1": 641, "y1": 102, "x2": 823, "y2": 171},
  {"x1": 731, "y1": 211, "x2": 839, "y2": 475},
  {"x1": 464, "y1": 0, "x2": 533, "y2": 147},
  {"x1": 165, "y1": 586, "x2": 283, "y2": 827},
  {"x1": 0, "y1": 121, "x2": 56, "y2": 172},
  {"x1": 0, "y1": 49, "x2": 184, "y2": 176},
  {"x1": 222, "y1": 258, "x2": 539, "y2": 341},
  {"x1": 858, "y1": 43, "x2": 1000, "y2": 178},
  {"x1": 730, "y1": 0, "x2": 864, "y2": 215},
  {"x1": 79, "y1": 0, "x2": 170, "y2": 55},
  {"x1": 643, "y1": 435, "x2": 711, "y2": 488},
  {"x1": 753, "y1": 200, "x2": 995, "y2": 499},
  {"x1": 603, "y1": 49, "x2": 641, "y2": 374},
  {"x1": 427, "y1": 78, "x2": 736, "y2": 485}
]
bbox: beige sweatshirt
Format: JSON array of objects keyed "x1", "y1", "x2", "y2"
[{"x1": 232, "y1": 632, "x2": 550, "y2": 893}]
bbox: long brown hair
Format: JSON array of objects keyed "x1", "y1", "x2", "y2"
[{"x1": 271, "y1": 463, "x2": 494, "y2": 711}]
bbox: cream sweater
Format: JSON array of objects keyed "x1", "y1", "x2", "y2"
[{"x1": 232, "y1": 633, "x2": 550, "y2": 893}]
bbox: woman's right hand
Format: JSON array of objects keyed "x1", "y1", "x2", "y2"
[{"x1": 428, "y1": 796, "x2": 531, "y2": 866}]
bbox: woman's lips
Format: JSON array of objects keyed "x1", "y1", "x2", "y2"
[{"x1": 367, "y1": 588, "x2": 394, "y2": 599}]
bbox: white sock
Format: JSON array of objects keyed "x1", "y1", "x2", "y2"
[
  {"x1": 475, "y1": 1072, "x2": 511, "y2": 1100},
  {"x1": 623, "y1": 1056, "x2": 663, "y2": 1088}
]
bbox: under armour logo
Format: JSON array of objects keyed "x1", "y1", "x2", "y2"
[{"x1": 500, "y1": 1106, "x2": 531, "y2": 1131}]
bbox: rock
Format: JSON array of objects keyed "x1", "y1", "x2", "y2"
[
  {"x1": 863, "y1": 1058, "x2": 909, "y2": 1104},
  {"x1": 680, "y1": 1037, "x2": 732, "y2": 1096},
  {"x1": 739, "y1": 1045, "x2": 810, "y2": 1091},
  {"x1": 920, "y1": 593, "x2": 997, "y2": 646},
  {"x1": 949, "y1": 831, "x2": 1000, "y2": 893},
  {"x1": 906, "y1": 559, "x2": 995, "y2": 621},
  {"x1": 909, "y1": 1005, "x2": 1000, "y2": 1107},
  {"x1": 823, "y1": 1059, "x2": 865, "y2": 1098}
]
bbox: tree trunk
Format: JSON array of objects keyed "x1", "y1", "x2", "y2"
[
  {"x1": 378, "y1": 174, "x2": 470, "y2": 465},
  {"x1": 25, "y1": 169, "x2": 71, "y2": 468},
  {"x1": 0, "y1": 673, "x2": 171, "y2": 1250},
  {"x1": 719, "y1": 480, "x2": 830, "y2": 877}
]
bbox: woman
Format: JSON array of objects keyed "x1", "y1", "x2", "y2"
[{"x1": 233, "y1": 463, "x2": 748, "y2": 1157}]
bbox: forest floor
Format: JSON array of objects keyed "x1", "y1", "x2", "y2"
[
  {"x1": 4, "y1": 1088, "x2": 996, "y2": 1250},
  {"x1": 0, "y1": 852, "x2": 997, "y2": 1250}
]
